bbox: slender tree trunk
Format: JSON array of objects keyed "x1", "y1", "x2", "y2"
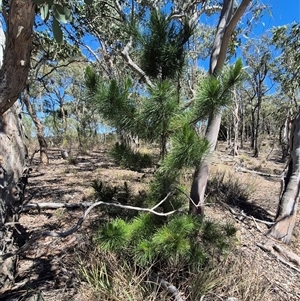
[
  {"x1": 240, "y1": 97, "x2": 245, "y2": 149},
  {"x1": 232, "y1": 91, "x2": 239, "y2": 157},
  {"x1": 23, "y1": 87, "x2": 49, "y2": 165},
  {"x1": 280, "y1": 114, "x2": 291, "y2": 161},
  {"x1": 268, "y1": 113, "x2": 300, "y2": 244},
  {"x1": 226, "y1": 114, "x2": 231, "y2": 147},
  {"x1": 190, "y1": 112, "x2": 222, "y2": 214},
  {"x1": 253, "y1": 84, "x2": 262, "y2": 157},
  {"x1": 251, "y1": 105, "x2": 255, "y2": 149},
  {"x1": 190, "y1": 0, "x2": 251, "y2": 214},
  {"x1": 0, "y1": 0, "x2": 35, "y2": 289}
]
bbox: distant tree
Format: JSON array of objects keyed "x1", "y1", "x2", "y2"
[{"x1": 242, "y1": 36, "x2": 272, "y2": 157}]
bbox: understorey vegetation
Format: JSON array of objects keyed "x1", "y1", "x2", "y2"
[{"x1": 74, "y1": 159, "x2": 275, "y2": 300}]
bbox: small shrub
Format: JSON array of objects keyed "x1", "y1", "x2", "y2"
[
  {"x1": 110, "y1": 142, "x2": 152, "y2": 171},
  {"x1": 201, "y1": 219, "x2": 237, "y2": 253},
  {"x1": 66, "y1": 157, "x2": 78, "y2": 165},
  {"x1": 207, "y1": 171, "x2": 251, "y2": 206},
  {"x1": 92, "y1": 180, "x2": 140, "y2": 218}
]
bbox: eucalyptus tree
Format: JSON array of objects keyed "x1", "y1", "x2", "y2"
[
  {"x1": 268, "y1": 22, "x2": 300, "y2": 244},
  {"x1": 24, "y1": 28, "x2": 85, "y2": 162},
  {"x1": 0, "y1": 0, "x2": 92, "y2": 289},
  {"x1": 241, "y1": 36, "x2": 272, "y2": 157},
  {"x1": 190, "y1": 0, "x2": 252, "y2": 215},
  {"x1": 270, "y1": 22, "x2": 300, "y2": 162},
  {"x1": 0, "y1": 0, "x2": 35, "y2": 289}
]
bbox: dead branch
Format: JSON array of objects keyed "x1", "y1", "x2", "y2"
[
  {"x1": 235, "y1": 166, "x2": 281, "y2": 178},
  {"x1": 218, "y1": 200, "x2": 275, "y2": 226},
  {"x1": 257, "y1": 241, "x2": 300, "y2": 273},
  {"x1": 29, "y1": 149, "x2": 40, "y2": 164},
  {"x1": 157, "y1": 276, "x2": 186, "y2": 301},
  {"x1": 1, "y1": 193, "x2": 183, "y2": 260},
  {"x1": 21, "y1": 201, "x2": 94, "y2": 212}
]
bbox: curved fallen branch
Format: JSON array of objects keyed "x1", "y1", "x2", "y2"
[
  {"x1": 235, "y1": 166, "x2": 281, "y2": 178},
  {"x1": 1, "y1": 192, "x2": 185, "y2": 260},
  {"x1": 257, "y1": 241, "x2": 300, "y2": 273},
  {"x1": 21, "y1": 201, "x2": 94, "y2": 211}
]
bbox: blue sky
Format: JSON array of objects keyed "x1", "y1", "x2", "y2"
[{"x1": 266, "y1": 0, "x2": 299, "y2": 26}]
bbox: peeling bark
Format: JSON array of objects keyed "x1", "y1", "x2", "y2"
[
  {"x1": 268, "y1": 114, "x2": 300, "y2": 243},
  {"x1": 0, "y1": 0, "x2": 35, "y2": 114},
  {"x1": 0, "y1": 0, "x2": 35, "y2": 289}
]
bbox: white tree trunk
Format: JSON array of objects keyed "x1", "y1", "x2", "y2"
[
  {"x1": 190, "y1": 0, "x2": 251, "y2": 214},
  {"x1": 268, "y1": 113, "x2": 300, "y2": 243}
]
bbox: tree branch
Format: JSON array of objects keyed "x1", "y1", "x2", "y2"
[
  {"x1": 235, "y1": 166, "x2": 281, "y2": 178},
  {"x1": 121, "y1": 39, "x2": 154, "y2": 88},
  {"x1": 1, "y1": 194, "x2": 182, "y2": 260}
]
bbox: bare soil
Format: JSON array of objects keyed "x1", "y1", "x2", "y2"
[{"x1": 3, "y1": 142, "x2": 300, "y2": 300}]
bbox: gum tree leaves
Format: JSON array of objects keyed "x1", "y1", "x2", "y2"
[{"x1": 33, "y1": 0, "x2": 93, "y2": 43}]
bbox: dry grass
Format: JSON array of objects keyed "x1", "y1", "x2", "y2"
[
  {"x1": 77, "y1": 247, "x2": 169, "y2": 301},
  {"x1": 16, "y1": 143, "x2": 300, "y2": 301},
  {"x1": 76, "y1": 244, "x2": 273, "y2": 301},
  {"x1": 190, "y1": 255, "x2": 272, "y2": 301}
]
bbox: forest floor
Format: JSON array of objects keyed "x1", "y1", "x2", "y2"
[{"x1": 3, "y1": 141, "x2": 300, "y2": 301}]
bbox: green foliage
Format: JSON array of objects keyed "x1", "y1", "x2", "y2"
[
  {"x1": 34, "y1": 0, "x2": 93, "y2": 43},
  {"x1": 162, "y1": 124, "x2": 209, "y2": 171},
  {"x1": 138, "y1": 81, "x2": 179, "y2": 144},
  {"x1": 147, "y1": 121, "x2": 208, "y2": 212},
  {"x1": 271, "y1": 22, "x2": 300, "y2": 100},
  {"x1": 137, "y1": 10, "x2": 194, "y2": 80},
  {"x1": 52, "y1": 18, "x2": 63, "y2": 44},
  {"x1": 193, "y1": 58, "x2": 243, "y2": 120},
  {"x1": 97, "y1": 218, "x2": 130, "y2": 252},
  {"x1": 86, "y1": 69, "x2": 137, "y2": 134},
  {"x1": 96, "y1": 213, "x2": 205, "y2": 267},
  {"x1": 95, "y1": 210, "x2": 237, "y2": 273},
  {"x1": 110, "y1": 142, "x2": 152, "y2": 171},
  {"x1": 85, "y1": 66, "x2": 100, "y2": 90},
  {"x1": 152, "y1": 215, "x2": 198, "y2": 263}
]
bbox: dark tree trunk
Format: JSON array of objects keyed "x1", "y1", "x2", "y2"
[
  {"x1": 0, "y1": 0, "x2": 35, "y2": 289},
  {"x1": 23, "y1": 87, "x2": 49, "y2": 165}
]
